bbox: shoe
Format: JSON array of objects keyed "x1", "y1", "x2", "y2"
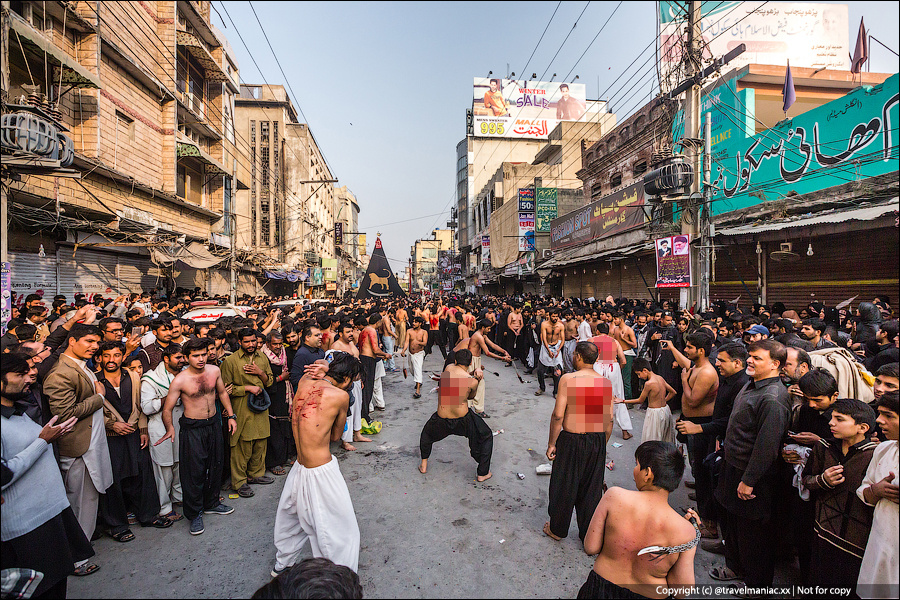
[
  {"x1": 474, "y1": 411, "x2": 490, "y2": 419},
  {"x1": 271, "y1": 563, "x2": 288, "y2": 578},
  {"x1": 688, "y1": 492, "x2": 697, "y2": 501},
  {"x1": 248, "y1": 475, "x2": 275, "y2": 485},
  {"x1": 413, "y1": 393, "x2": 421, "y2": 399},
  {"x1": 237, "y1": 484, "x2": 255, "y2": 498},
  {"x1": 126, "y1": 512, "x2": 138, "y2": 525},
  {"x1": 189, "y1": 516, "x2": 204, "y2": 535},
  {"x1": 701, "y1": 539, "x2": 726, "y2": 555},
  {"x1": 204, "y1": 503, "x2": 234, "y2": 516},
  {"x1": 534, "y1": 390, "x2": 544, "y2": 396},
  {"x1": 374, "y1": 406, "x2": 386, "y2": 411}
]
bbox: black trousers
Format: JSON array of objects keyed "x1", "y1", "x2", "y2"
[
  {"x1": 536, "y1": 362, "x2": 561, "y2": 393},
  {"x1": 425, "y1": 329, "x2": 447, "y2": 359},
  {"x1": 717, "y1": 462, "x2": 778, "y2": 587},
  {"x1": 99, "y1": 446, "x2": 160, "y2": 532},
  {"x1": 266, "y1": 417, "x2": 293, "y2": 469},
  {"x1": 577, "y1": 570, "x2": 655, "y2": 600},
  {"x1": 179, "y1": 415, "x2": 224, "y2": 520},
  {"x1": 548, "y1": 430, "x2": 607, "y2": 541},
  {"x1": 220, "y1": 417, "x2": 231, "y2": 489},
  {"x1": 360, "y1": 355, "x2": 377, "y2": 422},
  {"x1": 419, "y1": 410, "x2": 493, "y2": 477},
  {"x1": 681, "y1": 417, "x2": 713, "y2": 520}
]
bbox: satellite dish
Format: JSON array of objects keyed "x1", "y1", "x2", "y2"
[{"x1": 770, "y1": 242, "x2": 800, "y2": 262}]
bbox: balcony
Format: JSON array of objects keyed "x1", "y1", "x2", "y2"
[{"x1": 176, "y1": 31, "x2": 230, "y2": 85}]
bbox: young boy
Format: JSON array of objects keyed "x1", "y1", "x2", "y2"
[
  {"x1": 615, "y1": 358, "x2": 676, "y2": 443},
  {"x1": 802, "y1": 398, "x2": 879, "y2": 595},
  {"x1": 856, "y1": 391, "x2": 899, "y2": 599}
]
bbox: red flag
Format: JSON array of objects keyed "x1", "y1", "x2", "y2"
[{"x1": 851, "y1": 18, "x2": 868, "y2": 74}]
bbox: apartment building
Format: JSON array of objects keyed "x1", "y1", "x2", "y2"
[{"x1": 1, "y1": 1, "x2": 261, "y2": 300}]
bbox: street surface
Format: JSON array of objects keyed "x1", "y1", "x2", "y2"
[{"x1": 70, "y1": 352, "x2": 796, "y2": 598}]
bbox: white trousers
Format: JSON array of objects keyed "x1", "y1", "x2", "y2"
[
  {"x1": 409, "y1": 351, "x2": 425, "y2": 385},
  {"x1": 151, "y1": 460, "x2": 182, "y2": 515},
  {"x1": 273, "y1": 457, "x2": 360, "y2": 572},
  {"x1": 60, "y1": 456, "x2": 101, "y2": 540},
  {"x1": 614, "y1": 402, "x2": 633, "y2": 433},
  {"x1": 342, "y1": 381, "x2": 363, "y2": 442},
  {"x1": 372, "y1": 361, "x2": 385, "y2": 410}
]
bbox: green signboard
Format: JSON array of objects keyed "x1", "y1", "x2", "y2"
[
  {"x1": 707, "y1": 73, "x2": 899, "y2": 214},
  {"x1": 535, "y1": 187, "x2": 558, "y2": 232}
]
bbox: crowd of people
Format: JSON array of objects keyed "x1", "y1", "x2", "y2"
[{"x1": 1, "y1": 288, "x2": 898, "y2": 599}]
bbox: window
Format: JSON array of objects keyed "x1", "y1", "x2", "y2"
[
  {"x1": 250, "y1": 121, "x2": 257, "y2": 245},
  {"x1": 223, "y1": 177, "x2": 232, "y2": 236},
  {"x1": 591, "y1": 182, "x2": 603, "y2": 199},
  {"x1": 422, "y1": 248, "x2": 437, "y2": 259},
  {"x1": 610, "y1": 173, "x2": 622, "y2": 188},
  {"x1": 177, "y1": 163, "x2": 204, "y2": 205},
  {"x1": 114, "y1": 111, "x2": 134, "y2": 170},
  {"x1": 633, "y1": 160, "x2": 648, "y2": 176}
]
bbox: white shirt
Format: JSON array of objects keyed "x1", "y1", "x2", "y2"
[
  {"x1": 58, "y1": 355, "x2": 113, "y2": 493},
  {"x1": 577, "y1": 320, "x2": 593, "y2": 342}
]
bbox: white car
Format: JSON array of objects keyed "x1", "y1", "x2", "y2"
[{"x1": 180, "y1": 304, "x2": 249, "y2": 323}]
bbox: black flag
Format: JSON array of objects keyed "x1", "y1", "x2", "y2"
[{"x1": 356, "y1": 237, "x2": 407, "y2": 300}]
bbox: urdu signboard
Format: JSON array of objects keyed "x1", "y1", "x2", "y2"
[{"x1": 550, "y1": 182, "x2": 647, "y2": 250}]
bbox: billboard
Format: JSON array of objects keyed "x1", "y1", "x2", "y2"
[
  {"x1": 536, "y1": 188, "x2": 558, "y2": 232},
  {"x1": 708, "y1": 73, "x2": 899, "y2": 214},
  {"x1": 656, "y1": 235, "x2": 692, "y2": 288},
  {"x1": 359, "y1": 233, "x2": 367, "y2": 255},
  {"x1": 472, "y1": 77, "x2": 596, "y2": 139},
  {"x1": 481, "y1": 235, "x2": 490, "y2": 264},
  {"x1": 550, "y1": 182, "x2": 647, "y2": 250},
  {"x1": 659, "y1": 2, "x2": 849, "y2": 90},
  {"x1": 518, "y1": 213, "x2": 536, "y2": 252}
]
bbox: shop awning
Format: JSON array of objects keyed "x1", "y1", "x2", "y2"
[
  {"x1": 541, "y1": 229, "x2": 652, "y2": 270},
  {"x1": 9, "y1": 12, "x2": 101, "y2": 89},
  {"x1": 176, "y1": 31, "x2": 229, "y2": 83},
  {"x1": 716, "y1": 201, "x2": 898, "y2": 237},
  {"x1": 176, "y1": 141, "x2": 228, "y2": 177},
  {"x1": 152, "y1": 241, "x2": 225, "y2": 269}
]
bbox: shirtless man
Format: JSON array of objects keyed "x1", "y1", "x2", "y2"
[
  {"x1": 662, "y1": 331, "x2": 718, "y2": 486},
  {"x1": 612, "y1": 313, "x2": 638, "y2": 399},
  {"x1": 418, "y1": 349, "x2": 493, "y2": 482},
  {"x1": 592, "y1": 324, "x2": 635, "y2": 440},
  {"x1": 356, "y1": 314, "x2": 390, "y2": 422},
  {"x1": 331, "y1": 322, "x2": 370, "y2": 451},
  {"x1": 581, "y1": 442, "x2": 699, "y2": 599},
  {"x1": 400, "y1": 316, "x2": 428, "y2": 399},
  {"x1": 616, "y1": 358, "x2": 676, "y2": 443},
  {"x1": 376, "y1": 305, "x2": 397, "y2": 372},
  {"x1": 544, "y1": 342, "x2": 613, "y2": 542},
  {"x1": 536, "y1": 309, "x2": 566, "y2": 396},
  {"x1": 467, "y1": 319, "x2": 512, "y2": 418},
  {"x1": 271, "y1": 353, "x2": 362, "y2": 575},
  {"x1": 395, "y1": 303, "x2": 408, "y2": 356},
  {"x1": 562, "y1": 310, "x2": 580, "y2": 373},
  {"x1": 505, "y1": 304, "x2": 524, "y2": 366},
  {"x1": 157, "y1": 337, "x2": 237, "y2": 535}
]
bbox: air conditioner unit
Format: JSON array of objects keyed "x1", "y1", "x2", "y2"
[{"x1": 542, "y1": 249, "x2": 553, "y2": 259}]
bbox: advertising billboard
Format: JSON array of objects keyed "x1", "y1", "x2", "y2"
[
  {"x1": 481, "y1": 235, "x2": 490, "y2": 264},
  {"x1": 536, "y1": 188, "x2": 558, "y2": 232},
  {"x1": 550, "y1": 182, "x2": 647, "y2": 250},
  {"x1": 518, "y1": 213, "x2": 536, "y2": 252},
  {"x1": 472, "y1": 78, "x2": 595, "y2": 139},
  {"x1": 659, "y1": 2, "x2": 849, "y2": 90}
]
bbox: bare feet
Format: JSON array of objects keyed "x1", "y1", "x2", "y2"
[
  {"x1": 341, "y1": 442, "x2": 357, "y2": 451},
  {"x1": 475, "y1": 472, "x2": 492, "y2": 482},
  {"x1": 353, "y1": 433, "x2": 372, "y2": 443},
  {"x1": 418, "y1": 460, "x2": 427, "y2": 474},
  {"x1": 543, "y1": 522, "x2": 563, "y2": 541},
  {"x1": 622, "y1": 431, "x2": 633, "y2": 440}
]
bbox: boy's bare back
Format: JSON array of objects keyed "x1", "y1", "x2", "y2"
[{"x1": 291, "y1": 378, "x2": 348, "y2": 469}]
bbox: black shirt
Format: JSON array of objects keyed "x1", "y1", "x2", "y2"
[
  {"x1": 702, "y1": 370, "x2": 750, "y2": 441},
  {"x1": 290, "y1": 344, "x2": 325, "y2": 388}
]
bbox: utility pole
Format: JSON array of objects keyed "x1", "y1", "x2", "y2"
[
  {"x1": 230, "y1": 213, "x2": 237, "y2": 305},
  {"x1": 700, "y1": 111, "x2": 712, "y2": 312},
  {"x1": 681, "y1": 0, "x2": 703, "y2": 312}
]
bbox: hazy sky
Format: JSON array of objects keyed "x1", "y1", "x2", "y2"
[{"x1": 213, "y1": 1, "x2": 899, "y2": 272}]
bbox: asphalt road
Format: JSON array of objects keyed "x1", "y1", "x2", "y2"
[{"x1": 69, "y1": 351, "x2": 798, "y2": 598}]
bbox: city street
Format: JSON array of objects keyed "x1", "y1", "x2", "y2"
[{"x1": 70, "y1": 351, "x2": 795, "y2": 599}]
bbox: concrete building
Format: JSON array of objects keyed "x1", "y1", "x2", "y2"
[
  {"x1": 542, "y1": 64, "x2": 896, "y2": 305},
  {"x1": 234, "y1": 83, "x2": 338, "y2": 297},
  {"x1": 335, "y1": 185, "x2": 362, "y2": 297},
  {"x1": 411, "y1": 229, "x2": 452, "y2": 293},
  {"x1": 2, "y1": 0, "x2": 262, "y2": 300}
]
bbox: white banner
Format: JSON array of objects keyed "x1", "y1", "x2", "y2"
[{"x1": 659, "y1": 2, "x2": 850, "y2": 91}]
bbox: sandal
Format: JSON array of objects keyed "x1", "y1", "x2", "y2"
[
  {"x1": 708, "y1": 566, "x2": 742, "y2": 581},
  {"x1": 73, "y1": 563, "x2": 100, "y2": 576},
  {"x1": 142, "y1": 516, "x2": 173, "y2": 529},
  {"x1": 108, "y1": 529, "x2": 135, "y2": 543},
  {"x1": 163, "y1": 510, "x2": 184, "y2": 523},
  {"x1": 270, "y1": 466, "x2": 286, "y2": 476}
]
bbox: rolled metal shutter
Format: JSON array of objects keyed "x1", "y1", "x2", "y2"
[
  {"x1": 8, "y1": 251, "x2": 58, "y2": 301},
  {"x1": 57, "y1": 247, "x2": 119, "y2": 299},
  {"x1": 174, "y1": 267, "x2": 206, "y2": 293},
  {"x1": 119, "y1": 255, "x2": 161, "y2": 295},
  {"x1": 208, "y1": 269, "x2": 231, "y2": 297},
  {"x1": 711, "y1": 241, "x2": 760, "y2": 307}
]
